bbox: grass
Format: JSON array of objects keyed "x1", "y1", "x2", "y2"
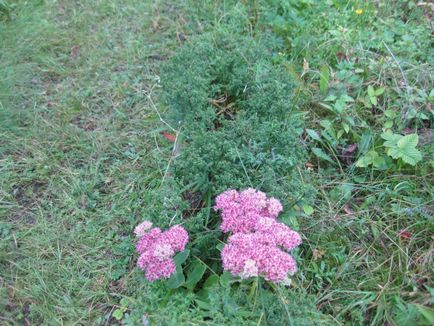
[
  {"x1": 1, "y1": 0, "x2": 433, "y2": 325},
  {"x1": 0, "y1": 0, "x2": 182, "y2": 323}
]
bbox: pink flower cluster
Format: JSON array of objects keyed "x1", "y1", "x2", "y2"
[
  {"x1": 215, "y1": 188, "x2": 302, "y2": 282},
  {"x1": 214, "y1": 188, "x2": 283, "y2": 233},
  {"x1": 135, "y1": 221, "x2": 188, "y2": 281}
]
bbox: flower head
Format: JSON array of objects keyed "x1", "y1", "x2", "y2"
[
  {"x1": 214, "y1": 188, "x2": 284, "y2": 233},
  {"x1": 221, "y1": 232, "x2": 299, "y2": 281},
  {"x1": 134, "y1": 220, "x2": 153, "y2": 237},
  {"x1": 355, "y1": 9, "x2": 363, "y2": 15},
  {"x1": 216, "y1": 188, "x2": 302, "y2": 282},
  {"x1": 135, "y1": 224, "x2": 189, "y2": 281}
]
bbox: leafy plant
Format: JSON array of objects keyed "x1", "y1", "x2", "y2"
[
  {"x1": 365, "y1": 85, "x2": 385, "y2": 108},
  {"x1": 112, "y1": 298, "x2": 129, "y2": 321},
  {"x1": 381, "y1": 131, "x2": 422, "y2": 166}
]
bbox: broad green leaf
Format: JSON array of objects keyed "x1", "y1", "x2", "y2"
[
  {"x1": 367, "y1": 85, "x2": 375, "y2": 97},
  {"x1": 333, "y1": 98, "x2": 346, "y2": 114},
  {"x1": 173, "y1": 249, "x2": 190, "y2": 266},
  {"x1": 384, "y1": 120, "x2": 393, "y2": 129},
  {"x1": 356, "y1": 150, "x2": 386, "y2": 168},
  {"x1": 196, "y1": 289, "x2": 210, "y2": 302},
  {"x1": 386, "y1": 134, "x2": 422, "y2": 165},
  {"x1": 407, "y1": 107, "x2": 417, "y2": 119},
  {"x1": 186, "y1": 260, "x2": 207, "y2": 290},
  {"x1": 397, "y1": 133, "x2": 419, "y2": 149},
  {"x1": 312, "y1": 147, "x2": 335, "y2": 164},
  {"x1": 384, "y1": 109, "x2": 396, "y2": 118},
  {"x1": 203, "y1": 274, "x2": 220, "y2": 289},
  {"x1": 375, "y1": 87, "x2": 385, "y2": 96},
  {"x1": 302, "y1": 204, "x2": 314, "y2": 215},
  {"x1": 369, "y1": 96, "x2": 377, "y2": 106},
  {"x1": 381, "y1": 131, "x2": 402, "y2": 147},
  {"x1": 112, "y1": 309, "x2": 124, "y2": 321},
  {"x1": 306, "y1": 129, "x2": 321, "y2": 141},
  {"x1": 220, "y1": 271, "x2": 233, "y2": 287},
  {"x1": 167, "y1": 266, "x2": 185, "y2": 289}
]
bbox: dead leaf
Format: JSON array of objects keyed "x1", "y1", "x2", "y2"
[
  {"x1": 70, "y1": 45, "x2": 80, "y2": 60},
  {"x1": 341, "y1": 143, "x2": 357, "y2": 166},
  {"x1": 313, "y1": 248, "x2": 326, "y2": 261},
  {"x1": 161, "y1": 131, "x2": 176, "y2": 142}
]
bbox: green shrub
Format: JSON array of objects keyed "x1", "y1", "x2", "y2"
[{"x1": 161, "y1": 32, "x2": 312, "y2": 200}]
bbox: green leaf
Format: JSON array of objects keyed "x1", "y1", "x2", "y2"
[
  {"x1": 319, "y1": 119, "x2": 332, "y2": 130},
  {"x1": 384, "y1": 109, "x2": 396, "y2": 118},
  {"x1": 375, "y1": 87, "x2": 385, "y2": 96},
  {"x1": 342, "y1": 123, "x2": 350, "y2": 133},
  {"x1": 381, "y1": 131, "x2": 402, "y2": 147},
  {"x1": 324, "y1": 94, "x2": 337, "y2": 102},
  {"x1": 112, "y1": 309, "x2": 124, "y2": 321},
  {"x1": 195, "y1": 299, "x2": 213, "y2": 310},
  {"x1": 358, "y1": 131, "x2": 373, "y2": 154},
  {"x1": 356, "y1": 150, "x2": 386, "y2": 168},
  {"x1": 386, "y1": 134, "x2": 422, "y2": 165},
  {"x1": 203, "y1": 274, "x2": 220, "y2": 289},
  {"x1": 398, "y1": 133, "x2": 419, "y2": 148},
  {"x1": 367, "y1": 85, "x2": 375, "y2": 97},
  {"x1": 167, "y1": 266, "x2": 185, "y2": 289},
  {"x1": 341, "y1": 94, "x2": 354, "y2": 102},
  {"x1": 333, "y1": 98, "x2": 346, "y2": 114},
  {"x1": 186, "y1": 260, "x2": 207, "y2": 290},
  {"x1": 369, "y1": 96, "x2": 377, "y2": 106},
  {"x1": 384, "y1": 120, "x2": 393, "y2": 129},
  {"x1": 312, "y1": 147, "x2": 335, "y2": 164},
  {"x1": 306, "y1": 129, "x2": 321, "y2": 141},
  {"x1": 216, "y1": 243, "x2": 224, "y2": 251},
  {"x1": 220, "y1": 272, "x2": 233, "y2": 287},
  {"x1": 173, "y1": 249, "x2": 190, "y2": 266},
  {"x1": 302, "y1": 204, "x2": 314, "y2": 215},
  {"x1": 415, "y1": 304, "x2": 434, "y2": 324},
  {"x1": 319, "y1": 65, "x2": 330, "y2": 93}
]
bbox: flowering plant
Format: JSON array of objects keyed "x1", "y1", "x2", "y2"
[
  {"x1": 134, "y1": 221, "x2": 189, "y2": 281},
  {"x1": 215, "y1": 188, "x2": 302, "y2": 282}
]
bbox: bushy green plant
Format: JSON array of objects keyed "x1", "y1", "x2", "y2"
[{"x1": 161, "y1": 31, "x2": 312, "y2": 200}]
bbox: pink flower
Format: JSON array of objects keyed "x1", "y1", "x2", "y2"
[
  {"x1": 221, "y1": 232, "x2": 299, "y2": 281},
  {"x1": 135, "y1": 224, "x2": 189, "y2": 281},
  {"x1": 216, "y1": 188, "x2": 302, "y2": 282},
  {"x1": 134, "y1": 220, "x2": 153, "y2": 237},
  {"x1": 214, "y1": 188, "x2": 284, "y2": 233}
]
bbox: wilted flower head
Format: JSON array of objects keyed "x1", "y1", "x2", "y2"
[{"x1": 135, "y1": 222, "x2": 188, "y2": 281}]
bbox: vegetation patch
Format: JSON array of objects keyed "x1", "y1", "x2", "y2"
[{"x1": 1, "y1": 0, "x2": 433, "y2": 325}]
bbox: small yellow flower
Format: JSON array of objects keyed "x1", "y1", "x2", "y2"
[{"x1": 355, "y1": 9, "x2": 363, "y2": 15}]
